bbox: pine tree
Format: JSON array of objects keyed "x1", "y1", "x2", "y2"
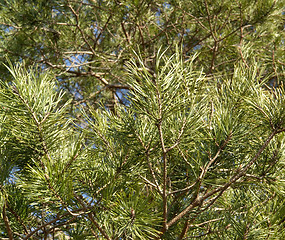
[{"x1": 0, "y1": 0, "x2": 284, "y2": 239}]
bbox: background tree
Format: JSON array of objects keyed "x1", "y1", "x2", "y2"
[
  {"x1": 0, "y1": 0, "x2": 284, "y2": 108},
  {"x1": 0, "y1": 0, "x2": 284, "y2": 239}
]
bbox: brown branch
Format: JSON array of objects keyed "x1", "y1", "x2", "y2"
[
  {"x1": 181, "y1": 11, "x2": 210, "y2": 33},
  {"x1": 7, "y1": 203, "x2": 29, "y2": 235},
  {"x1": 170, "y1": 132, "x2": 231, "y2": 198},
  {"x1": 167, "y1": 196, "x2": 203, "y2": 228},
  {"x1": 45, "y1": 62, "x2": 131, "y2": 90},
  {"x1": 121, "y1": 22, "x2": 131, "y2": 45},
  {"x1": 178, "y1": 219, "x2": 189, "y2": 239},
  {"x1": 68, "y1": 3, "x2": 97, "y2": 57},
  {"x1": 165, "y1": 128, "x2": 279, "y2": 232},
  {"x1": 3, "y1": 203, "x2": 14, "y2": 240},
  {"x1": 203, "y1": 131, "x2": 232, "y2": 178},
  {"x1": 94, "y1": 13, "x2": 113, "y2": 50},
  {"x1": 23, "y1": 209, "x2": 85, "y2": 240},
  {"x1": 201, "y1": 129, "x2": 279, "y2": 206},
  {"x1": 130, "y1": 79, "x2": 163, "y2": 195},
  {"x1": 74, "y1": 193, "x2": 110, "y2": 240},
  {"x1": 168, "y1": 179, "x2": 198, "y2": 196},
  {"x1": 45, "y1": 216, "x2": 77, "y2": 236}
]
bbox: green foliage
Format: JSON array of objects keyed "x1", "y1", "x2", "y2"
[{"x1": 0, "y1": 0, "x2": 284, "y2": 239}]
